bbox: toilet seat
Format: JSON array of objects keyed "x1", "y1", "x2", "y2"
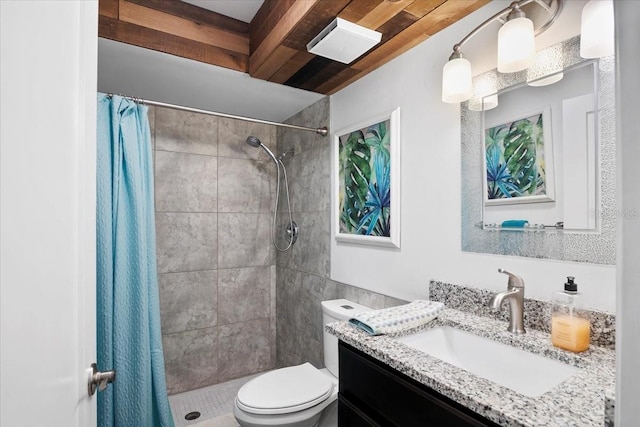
[{"x1": 236, "y1": 363, "x2": 334, "y2": 415}]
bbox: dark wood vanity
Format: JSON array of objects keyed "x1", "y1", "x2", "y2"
[{"x1": 338, "y1": 341, "x2": 500, "y2": 426}]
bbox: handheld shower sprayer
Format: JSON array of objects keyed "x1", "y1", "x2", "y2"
[
  {"x1": 245, "y1": 136, "x2": 297, "y2": 251},
  {"x1": 245, "y1": 136, "x2": 278, "y2": 164}
]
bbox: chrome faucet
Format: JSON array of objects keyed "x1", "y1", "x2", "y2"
[{"x1": 489, "y1": 269, "x2": 526, "y2": 334}]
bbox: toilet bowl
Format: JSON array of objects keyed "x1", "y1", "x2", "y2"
[{"x1": 233, "y1": 299, "x2": 372, "y2": 427}]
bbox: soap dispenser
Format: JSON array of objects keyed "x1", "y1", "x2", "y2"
[{"x1": 550, "y1": 277, "x2": 590, "y2": 352}]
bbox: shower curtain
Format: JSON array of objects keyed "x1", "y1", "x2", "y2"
[{"x1": 96, "y1": 93, "x2": 174, "y2": 427}]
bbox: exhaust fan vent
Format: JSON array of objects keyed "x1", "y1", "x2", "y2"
[{"x1": 307, "y1": 18, "x2": 382, "y2": 64}]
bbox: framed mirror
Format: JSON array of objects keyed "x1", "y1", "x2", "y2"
[{"x1": 461, "y1": 37, "x2": 616, "y2": 264}]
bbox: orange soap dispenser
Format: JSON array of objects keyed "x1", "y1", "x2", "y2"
[{"x1": 551, "y1": 276, "x2": 590, "y2": 352}]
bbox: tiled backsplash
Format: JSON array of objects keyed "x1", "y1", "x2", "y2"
[{"x1": 429, "y1": 280, "x2": 616, "y2": 349}]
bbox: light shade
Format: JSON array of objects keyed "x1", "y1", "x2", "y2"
[
  {"x1": 527, "y1": 44, "x2": 564, "y2": 87},
  {"x1": 469, "y1": 71, "x2": 499, "y2": 111},
  {"x1": 442, "y1": 57, "x2": 472, "y2": 103},
  {"x1": 580, "y1": 0, "x2": 614, "y2": 58},
  {"x1": 497, "y1": 17, "x2": 536, "y2": 73}
]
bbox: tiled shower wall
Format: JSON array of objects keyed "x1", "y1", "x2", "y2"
[
  {"x1": 275, "y1": 98, "x2": 406, "y2": 368},
  {"x1": 150, "y1": 106, "x2": 277, "y2": 395}
]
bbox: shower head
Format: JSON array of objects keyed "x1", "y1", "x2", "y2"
[
  {"x1": 246, "y1": 136, "x2": 262, "y2": 148},
  {"x1": 246, "y1": 135, "x2": 278, "y2": 164}
]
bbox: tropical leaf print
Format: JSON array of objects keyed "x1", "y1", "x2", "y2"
[
  {"x1": 356, "y1": 150, "x2": 391, "y2": 236},
  {"x1": 339, "y1": 119, "x2": 392, "y2": 237},
  {"x1": 485, "y1": 114, "x2": 546, "y2": 200},
  {"x1": 339, "y1": 130, "x2": 371, "y2": 233}
]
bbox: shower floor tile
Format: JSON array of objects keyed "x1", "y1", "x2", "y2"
[{"x1": 169, "y1": 373, "x2": 260, "y2": 427}]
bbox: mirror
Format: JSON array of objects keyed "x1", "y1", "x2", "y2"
[
  {"x1": 483, "y1": 61, "x2": 597, "y2": 231},
  {"x1": 461, "y1": 36, "x2": 616, "y2": 264}
]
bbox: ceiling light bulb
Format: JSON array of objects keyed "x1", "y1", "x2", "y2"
[
  {"x1": 442, "y1": 55, "x2": 472, "y2": 103},
  {"x1": 497, "y1": 15, "x2": 536, "y2": 73},
  {"x1": 580, "y1": 0, "x2": 614, "y2": 58}
]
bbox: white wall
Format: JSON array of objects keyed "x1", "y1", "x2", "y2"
[
  {"x1": 0, "y1": 1, "x2": 97, "y2": 425},
  {"x1": 330, "y1": 1, "x2": 615, "y2": 312}
]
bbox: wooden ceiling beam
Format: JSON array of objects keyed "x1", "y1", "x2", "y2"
[
  {"x1": 404, "y1": 0, "x2": 447, "y2": 19},
  {"x1": 126, "y1": 0, "x2": 249, "y2": 36},
  {"x1": 269, "y1": 51, "x2": 316, "y2": 84},
  {"x1": 249, "y1": 0, "x2": 320, "y2": 79},
  {"x1": 98, "y1": 14, "x2": 248, "y2": 72},
  {"x1": 357, "y1": 0, "x2": 417, "y2": 29},
  {"x1": 100, "y1": 0, "x2": 118, "y2": 19},
  {"x1": 338, "y1": 0, "x2": 384, "y2": 23},
  {"x1": 118, "y1": 0, "x2": 249, "y2": 55},
  {"x1": 250, "y1": 0, "x2": 297, "y2": 53}
]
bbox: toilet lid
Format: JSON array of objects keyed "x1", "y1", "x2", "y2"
[{"x1": 236, "y1": 363, "x2": 334, "y2": 415}]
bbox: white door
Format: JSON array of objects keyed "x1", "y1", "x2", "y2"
[{"x1": 1, "y1": 1, "x2": 99, "y2": 426}]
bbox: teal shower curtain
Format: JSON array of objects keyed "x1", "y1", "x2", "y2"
[{"x1": 96, "y1": 94, "x2": 174, "y2": 427}]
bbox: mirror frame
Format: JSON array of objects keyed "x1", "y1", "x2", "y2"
[{"x1": 461, "y1": 36, "x2": 616, "y2": 265}]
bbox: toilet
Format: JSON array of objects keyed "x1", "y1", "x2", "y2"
[{"x1": 233, "y1": 299, "x2": 373, "y2": 427}]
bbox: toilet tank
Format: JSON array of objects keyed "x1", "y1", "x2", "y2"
[{"x1": 321, "y1": 299, "x2": 373, "y2": 378}]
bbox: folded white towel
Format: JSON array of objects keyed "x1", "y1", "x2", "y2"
[{"x1": 348, "y1": 300, "x2": 445, "y2": 335}]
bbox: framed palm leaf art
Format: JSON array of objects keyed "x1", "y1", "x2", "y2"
[
  {"x1": 334, "y1": 108, "x2": 401, "y2": 248},
  {"x1": 483, "y1": 107, "x2": 555, "y2": 206}
]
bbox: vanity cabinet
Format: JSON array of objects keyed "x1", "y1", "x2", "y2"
[{"x1": 338, "y1": 341, "x2": 500, "y2": 427}]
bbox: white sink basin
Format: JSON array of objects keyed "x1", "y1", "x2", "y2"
[{"x1": 396, "y1": 326, "x2": 580, "y2": 397}]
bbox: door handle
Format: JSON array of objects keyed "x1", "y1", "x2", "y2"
[{"x1": 88, "y1": 363, "x2": 116, "y2": 396}]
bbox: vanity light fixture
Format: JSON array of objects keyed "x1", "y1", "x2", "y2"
[
  {"x1": 497, "y1": 4, "x2": 536, "y2": 73},
  {"x1": 580, "y1": 0, "x2": 614, "y2": 59},
  {"x1": 441, "y1": 47, "x2": 473, "y2": 103},
  {"x1": 443, "y1": 0, "x2": 616, "y2": 105},
  {"x1": 442, "y1": 0, "x2": 564, "y2": 105}
]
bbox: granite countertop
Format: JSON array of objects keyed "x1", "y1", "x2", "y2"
[{"x1": 326, "y1": 308, "x2": 615, "y2": 427}]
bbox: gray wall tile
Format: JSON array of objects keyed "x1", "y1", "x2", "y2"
[
  {"x1": 158, "y1": 270, "x2": 217, "y2": 334},
  {"x1": 298, "y1": 274, "x2": 338, "y2": 342},
  {"x1": 218, "y1": 157, "x2": 274, "y2": 213},
  {"x1": 218, "y1": 213, "x2": 272, "y2": 268},
  {"x1": 270, "y1": 265, "x2": 276, "y2": 317},
  {"x1": 218, "y1": 266, "x2": 270, "y2": 325},
  {"x1": 163, "y1": 328, "x2": 218, "y2": 395},
  {"x1": 337, "y1": 283, "x2": 386, "y2": 310},
  {"x1": 281, "y1": 97, "x2": 330, "y2": 155},
  {"x1": 156, "y1": 107, "x2": 218, "y2": 155},
  {"x1": 155, "y1": 107, "x2": 279, "y2": 393},
  {"x1": 218, "y1": 319, "x2": 272, "y2": 382},
  {"x1": 270, "y1": 316, "x2": 277, "y2": 368},
  {"x1": 289, "y1": 145, "x2": 331, "y2": 213},
  {"x1": 276, "y1": 318, "x2": 323, "y2": 369},
  {"x1": 147, "y1": 106, "x2": 156, "y2": 149},
  {"x1": 218, "y1": 118, "x2": 276, "y2": 161},
  {"x1": 279, "y1": 211, "x2": 329, "y2": 277},
  {"x1": 156, "y1": 212, "x2": 217, "y2": 273},
  {"x1": 155, "y1": 151, "x2": 217, "y2": 212}
]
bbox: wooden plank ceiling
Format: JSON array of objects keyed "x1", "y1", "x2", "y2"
[{"x1": 98, "y1": 0, "x2": 489, "y2": 95}]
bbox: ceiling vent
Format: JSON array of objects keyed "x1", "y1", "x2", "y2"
[{"x1": 306, "y1": 18, "x2": 382, "y2": 64}]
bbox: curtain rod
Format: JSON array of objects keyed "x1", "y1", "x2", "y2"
[{"x1": 108, "y1": 94, "x2": 329, "y2": 136}]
